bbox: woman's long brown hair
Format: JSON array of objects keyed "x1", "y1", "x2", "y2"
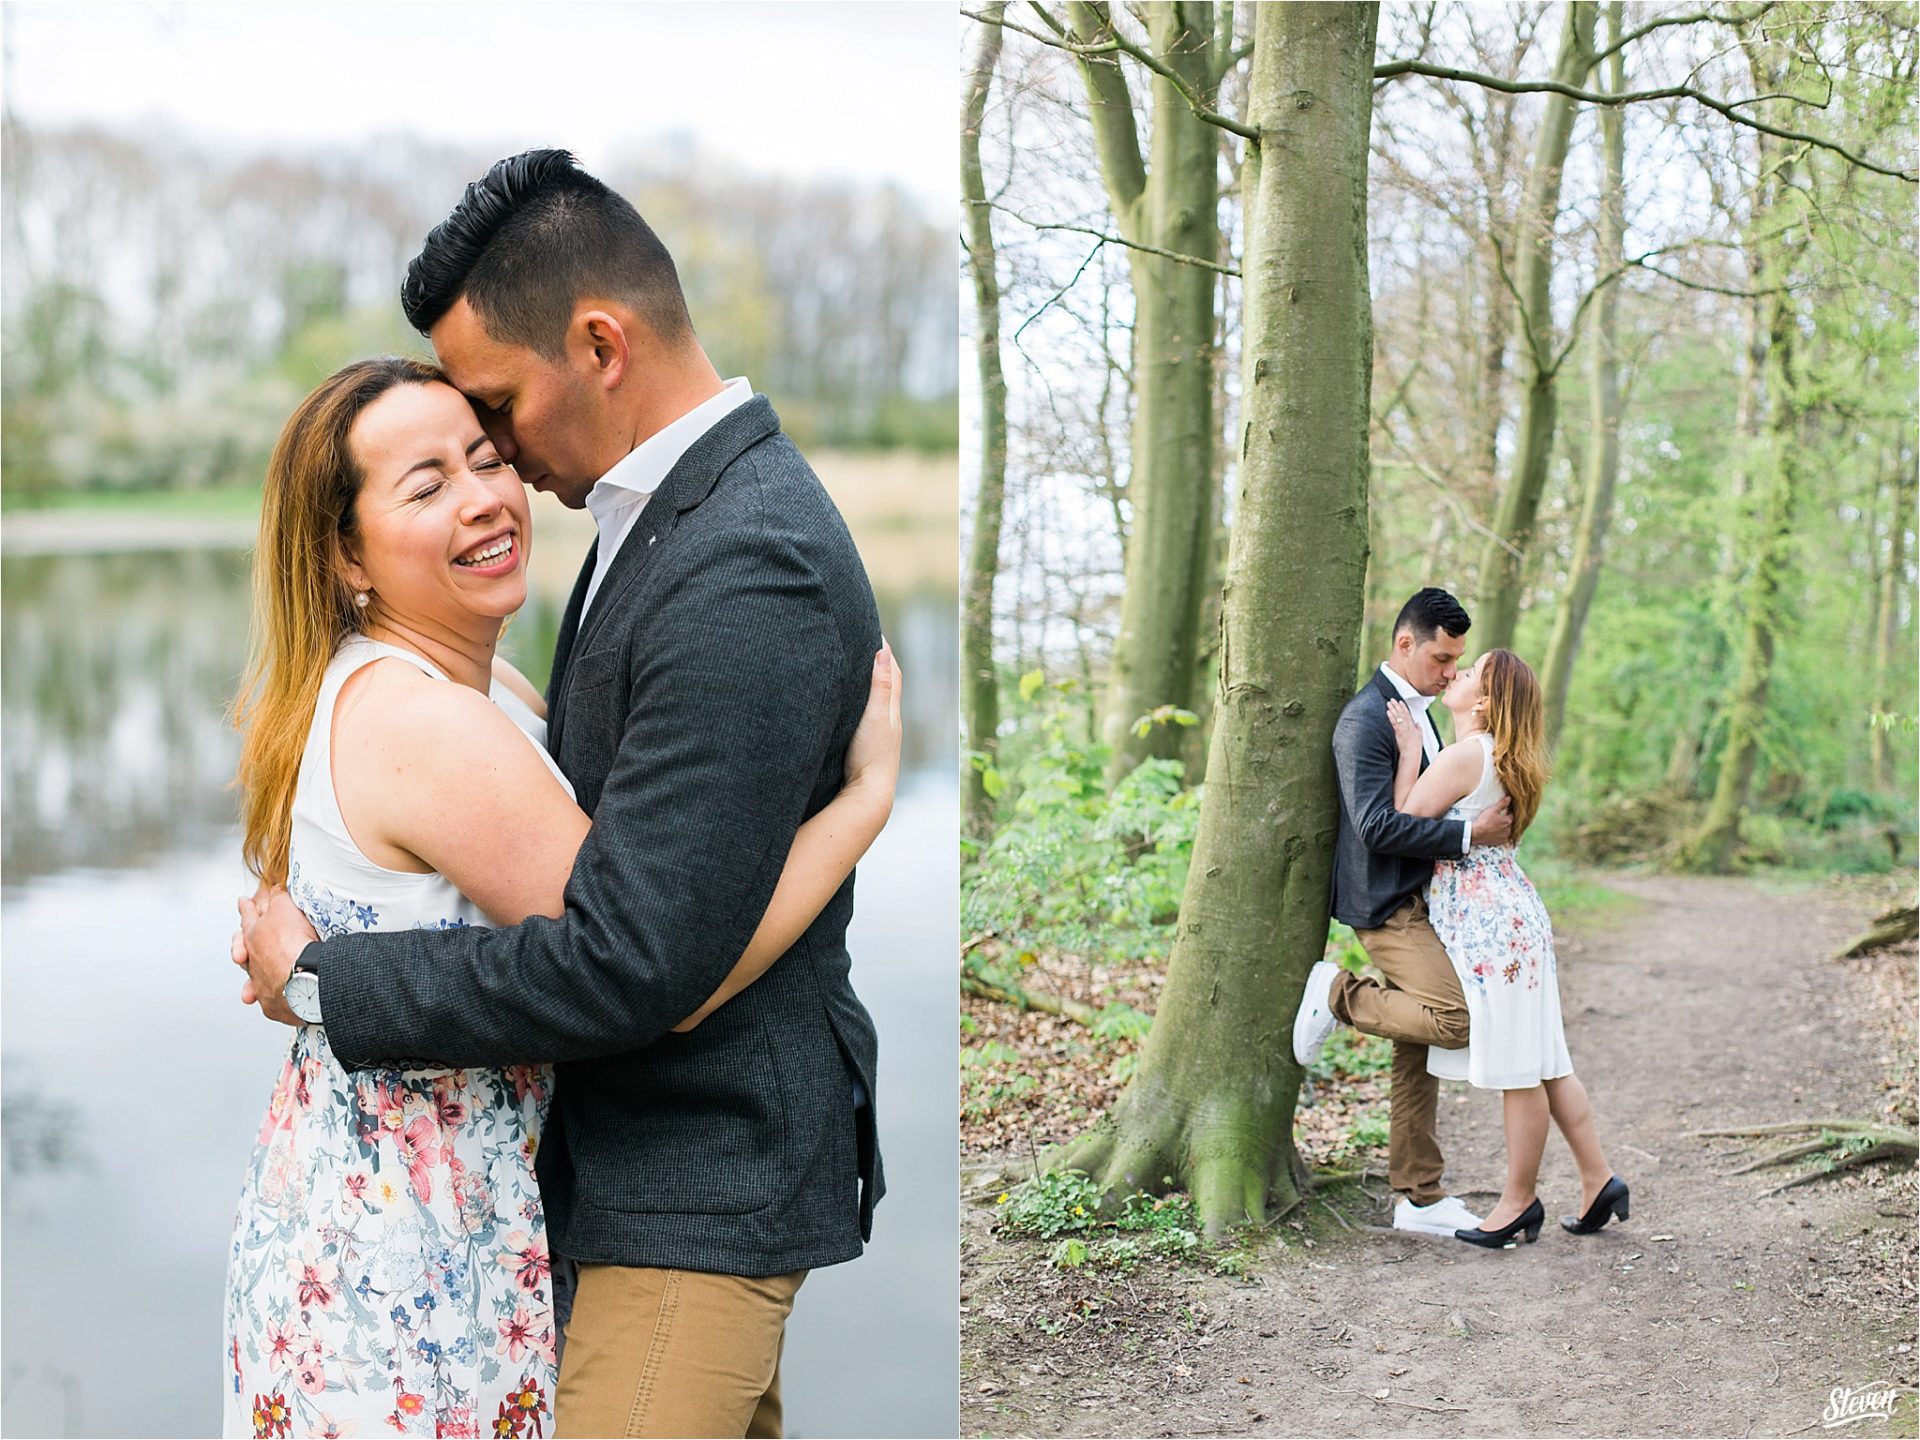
[
  {"x1": 232, "y1": 356, "x2": 446, "y2": 883},
  {"x1": 1479, "y1": 648, "x2": 1551, "y2": 843}
]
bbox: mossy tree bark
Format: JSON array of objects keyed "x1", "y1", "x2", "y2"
[
  {"x1": 1473, "y1": 0, "x2": 1597, "y2": 652},
  {"x1": 1060, "y1": 2, "x2": 1229, "y2": 782},
  {"x1": 1541, "y1": 2, "x2": 1624, "y2": 753},
  {"x1": 1058, "y1": 0, "x2": 1380, "y2": 1237},
  {"x1": 962, "y1": 6, "x2": 1009, "y2": 836}
]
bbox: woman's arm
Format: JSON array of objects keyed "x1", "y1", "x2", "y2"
[
  {"x1": 334, "y1": 646, "x2": 902, "y2": 1029},
  {"x1": 1376, "y1": 700, "x2": 1480, "y2": 821}
]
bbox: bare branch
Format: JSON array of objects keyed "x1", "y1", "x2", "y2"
[
  {"x1": 1371, "y1": 58, "x2": 1917, "y2": 181},
  {"x1": 989, "y1": 202, "x2": 1240, "y2": 275},
  {"x1": 1590, "y1": 4, "x2": 1774, "y2": 66},
  {"x1": 963, "y1": 5, "x2": 1260, "y2": 143},
  {"x1": 1011, "y1": 237, "x2": 1106, "y2": 345}
]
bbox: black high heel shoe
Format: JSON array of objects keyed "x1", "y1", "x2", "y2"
[
  {"x1": 1455, "y1": 1197, "x2": 1544, "y2": 1248},
  {"x1": 1561, "y1": 1176, "x2": 1630, "y2": 1234}
]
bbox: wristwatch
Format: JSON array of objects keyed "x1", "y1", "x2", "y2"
[{"x1": 284, "y1": 952, "x2": 324, "y2": 1025}]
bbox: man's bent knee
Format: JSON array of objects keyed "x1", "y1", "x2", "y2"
[{"x1": 1431, "y1": 1006, "x2": 1470, "y2": 1049}]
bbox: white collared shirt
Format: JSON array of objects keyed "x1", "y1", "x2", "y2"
[
  {"x1": 579, "y1": 376, "x2": 753, "y2": 615},
  {"x1": 1379, "y1": 662, "x2": 1471, "y2": 853}
]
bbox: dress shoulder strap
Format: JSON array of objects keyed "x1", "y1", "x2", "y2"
[{"x1": 301, "y1": 637, "x2": 448, "y2": 799}]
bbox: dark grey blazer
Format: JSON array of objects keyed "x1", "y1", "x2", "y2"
[
  {"x1": 313, "y1": 395, "x2": 884, "y2": 1276},
  {"x1": 1328, "y1": 668, "x2": 1471, "y2": 931}
]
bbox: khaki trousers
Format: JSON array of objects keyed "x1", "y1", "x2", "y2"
[
  {"x1": 1330, "y1": 893, "x2": 1470, "y2": 1206},
  {"x1": 555, "y1": 1265, "x2": 806, "y2": 1438}
]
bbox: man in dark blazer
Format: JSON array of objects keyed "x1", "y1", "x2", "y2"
[
  {"x1": 240, "y1": 151, "x2": 882, "y2": 1437},
  {"x1": 1293, "y1": 588, "x2": 1512, "y2": 1237}
]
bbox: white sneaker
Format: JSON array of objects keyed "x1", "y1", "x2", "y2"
[
  {"x1": 1292, "y1": 960, "x2": 1343, "y2": 1067},
  {"x1": 1393, "y1": 1195, "x2": 1483, "y2": 1236}
]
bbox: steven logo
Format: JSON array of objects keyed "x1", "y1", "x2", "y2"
[{"x1": 1822, "y1": 1381, "x2": 1901, "y2": 1429}]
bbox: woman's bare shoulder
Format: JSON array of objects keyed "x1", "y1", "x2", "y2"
[{"x1": 334, "y1": 657, "x2": 526, "y2": 767}]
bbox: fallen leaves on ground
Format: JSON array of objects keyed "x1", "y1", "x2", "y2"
[{"x1": 960, "y1": 939, "x2": 1392, "y2": 1172}]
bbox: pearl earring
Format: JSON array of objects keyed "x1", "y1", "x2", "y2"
[{"x1": 354, "y1": 591, "x2": 370, "y2": 609}]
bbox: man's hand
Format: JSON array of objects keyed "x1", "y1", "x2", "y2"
[
  {"x1": 1470, "y1": 795, "x2": 1514, "y2": 848},
  {"x1": 238, "y1": 888, "x2": 320, "y2": 1026}
]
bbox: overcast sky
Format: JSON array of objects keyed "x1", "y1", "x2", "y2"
[{"x1": 1, "y1": 1, "x2": 956, "y2": 213}]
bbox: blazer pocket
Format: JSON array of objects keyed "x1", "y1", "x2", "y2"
[
  {"x1": 573, "y1": 1013, "x2": 784, "y2": 1216},
  {"x1": 566, "y1": 648, "x2": 621, "y2": 697}
]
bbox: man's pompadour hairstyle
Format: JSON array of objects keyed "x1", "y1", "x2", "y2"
[
  {"x1": 1393, "y1": 587, "x2": 1472, "y2": 643},
  {"x1": 401, "y1": 148, "x2": 692, "y2": 356}
]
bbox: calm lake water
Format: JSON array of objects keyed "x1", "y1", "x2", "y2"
[{"x1": 0, "y1": 536, "x2": 959, "y2": 1438}]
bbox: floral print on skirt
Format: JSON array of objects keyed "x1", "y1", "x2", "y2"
[
  {"x1": 222, "y1": 876, "x2": 558, "y2": 1438},
  {"x1": 1423, "y1": 844, "x2": 1574, "y2": 1090}
]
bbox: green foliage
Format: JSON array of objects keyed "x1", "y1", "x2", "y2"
[
  {"x1": 1348, "y1": 1109, "x2": 1392, "y2": 1149},
  {"x1": 962, "y1": 670, "x2": 1199, "y2": 968},
  {"x1": 1130, "y1": 705, "x2": 1199, "y2": 739},
  {"x1": 961, "y1": 1041, "x2": 1036, "y2": 1120},
  {"x1": 998, "y1": 1174, "x2": 1207, "y2": 1272},
  {"x1": 997, "y1": 1169, "x2": 1102, "y2": 1239},
  {"x1": 1325, "y1": 921, "x2": 1371, "y2": 974},
  {"x1": 1090, "y1": 1002, "x2": 1153, "y2": 1043},
  {"x1": 1310, "y1": 1025, "x2": 1392, "y2": 1081}
]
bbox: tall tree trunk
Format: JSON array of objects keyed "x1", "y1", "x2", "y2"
[
  {"x1": 1669, "y1": 289, "x2": 1773, "y2": 794},
  {"x1": 1869, "y1": 461, "x2": 1911, "y2": 789},
  {"x1": 1065, "y1": 2, "x2": 1223, "y2": 782},
  {"x1": 1473, "y1": 0, "x2": 1596, "y2": 652},
  {"x1": 1681, "y1": 47, "x2": 1805, "y2": 873},
  {"x1": 961, "y1": 6, "x2": 1008, "y2": 835},
  {"x1": 1357, "y1": 480, "x2": 1389, "y2": 689},
  {"x1": 1059, "y1": 1, "x2": 1379, "y2": 1236},
  {"x1": 1540, "y1": 2, "x2": 1624, "y2": 753}
]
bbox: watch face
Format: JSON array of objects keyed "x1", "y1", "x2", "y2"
[{"x1": 285, "y1": 972, "x2": 321, "y2": 1024}]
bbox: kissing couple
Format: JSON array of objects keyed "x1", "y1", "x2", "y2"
[
  {"x1": 1294, "y1": 588, "x2": 1634, "y2": 1249},
  {"x1": 226, "y1": 150, "x2": 897, "y2": 1438}
]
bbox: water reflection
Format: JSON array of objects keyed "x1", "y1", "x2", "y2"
[
  {"x1": 0, "y1": 543, "x2": 958, "y2": 1439},
  {"x1": 2, "y1": 551, "x2": 250, "y2": 885},
  {"x1": 2, "y1": 549, "x2": 956, "y2": 885}
]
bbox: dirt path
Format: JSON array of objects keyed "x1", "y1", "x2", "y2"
[{"x1": 962, "y1": 875, "x2": 1918, "y2": 1438}]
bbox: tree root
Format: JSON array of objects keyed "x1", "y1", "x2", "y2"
[
  {"x1": 1052, "y1": 1094, "x2": 1307, "y2": 1239},
  {"x1": 1690, "y1": 1118, "x2": 1917, "y2": 1196},
  {"x1": 1830, "y1": 904, "x2": 1918, "y2": 960},
  {"x1": 961, "y1": 971, "x2": 1099, "y2": 1026}
]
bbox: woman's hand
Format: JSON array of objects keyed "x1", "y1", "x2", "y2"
[
  {"x1": 843, "y1": 641, "x2": 903, "y2": 817},
  {"x1": 1385, "y1": 698, "x2": 1422, "y2": 761}
]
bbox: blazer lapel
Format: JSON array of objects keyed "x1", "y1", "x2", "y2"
[{"x1": 569, "y1": 395, "x2": 783, "y2": 659}]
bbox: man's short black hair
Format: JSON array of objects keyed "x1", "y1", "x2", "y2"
[
  {"x1": 401, "y1": 148, "x2": 692, "y2": 358},
  {"x1": 1393, "y1": 587, "x2": 1471, "y2": 643}
]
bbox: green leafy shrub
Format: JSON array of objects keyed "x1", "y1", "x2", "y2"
[
  {"x1": 997, "y1": 1169, "x2": 1103, "y2": 1239},
  {"x1": 962, "y1": 673, "x2": 1199, "y2": 967}
]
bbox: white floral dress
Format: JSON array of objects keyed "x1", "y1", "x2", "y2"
[
  {"x1": 1424, "y1": 734, "x2": 1574, "y2": 1090},
  {"x1": 224, "y1": 637, "x2": 568, "y2": 1439}
]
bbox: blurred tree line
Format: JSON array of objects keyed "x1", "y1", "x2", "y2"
[{"x1": 1, "y1": 123, "x2": 956, "y2": 504}]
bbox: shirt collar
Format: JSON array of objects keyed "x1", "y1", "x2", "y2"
[
  {"x1": 1378, "y1": 661, "x2": 1436, "y2": 713},
  {"x1": 584, "y1": 377, "x2": 753, "y2": 530}
]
